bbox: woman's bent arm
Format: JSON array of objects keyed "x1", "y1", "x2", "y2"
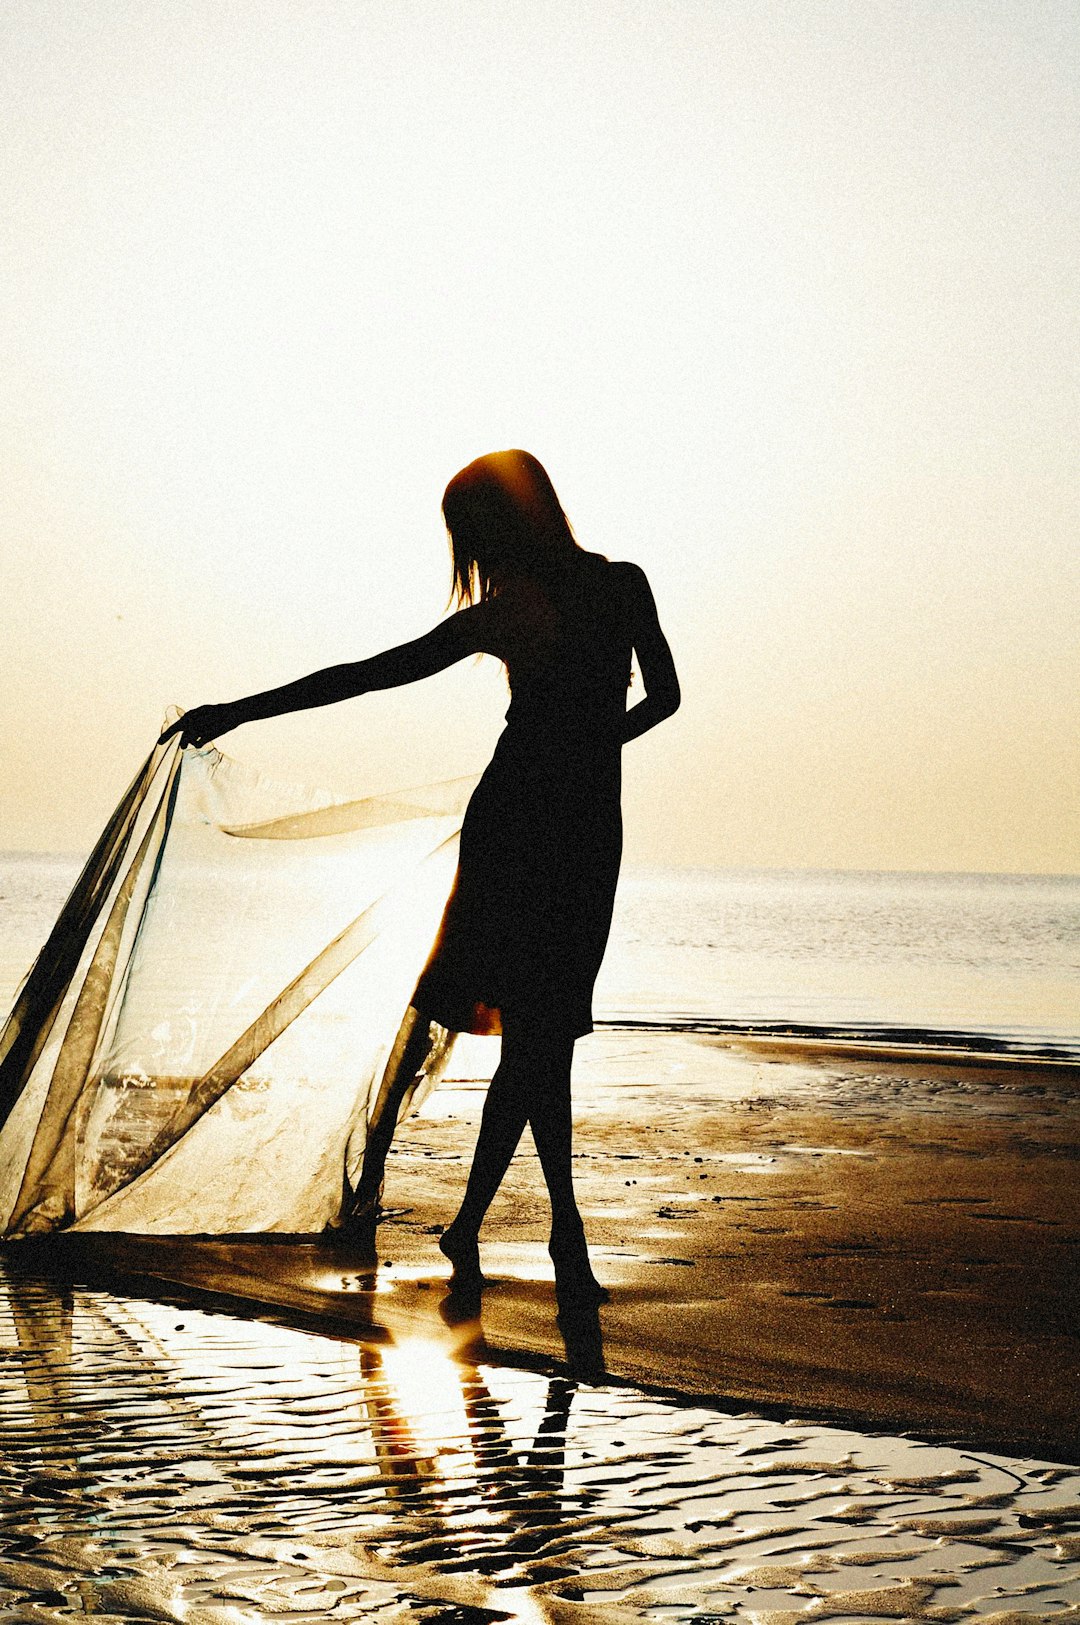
[{"x1": 620, "y1": 563, "x2": 680, "y2": 744}]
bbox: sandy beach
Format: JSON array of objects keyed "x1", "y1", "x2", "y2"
[
  {"x1": 5, "y1": 1033, "x2": 1080, "y2": 1622},
  {"x1": 31, "y1": 1032, "x2": 1080, "y2": 1464}
]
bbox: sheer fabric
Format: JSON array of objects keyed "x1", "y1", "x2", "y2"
[{"x1": 0, "y1": 739, "x2": 473, "y2": 1237}]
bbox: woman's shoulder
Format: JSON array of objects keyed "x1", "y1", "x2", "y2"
[
  {"x1": 576, "y1": 550, "x2": 642, "y2": 576},
  {"x1": 571, "y1": 550, "x2": 643, "y2": 586},
  {"x1": 594, "y1": 556, "x2": 650, "y2": 600},
  {"x1": 596, "y1": 554, "x2": 642, "y2": 577}
]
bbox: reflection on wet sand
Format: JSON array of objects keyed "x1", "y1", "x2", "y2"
[{"x1": 2, "y1": 1258, "x2": 1080, "y2": 1623}]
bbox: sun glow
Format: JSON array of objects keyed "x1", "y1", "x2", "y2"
[
  {"x1": 2, "y1": 2, "x2": 1076, "y2": 872},
  {"x1": 378, "y1": 1337, "x2": 476, "y2": 1479}
]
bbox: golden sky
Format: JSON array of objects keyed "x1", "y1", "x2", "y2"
[{"x1": 2, "y1": 1, "x2": 1077, "y2": 872}]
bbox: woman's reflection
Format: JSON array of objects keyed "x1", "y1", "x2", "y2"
[{"x1": 357, "y1": 1337, "x2": 602, "y2": 1586}]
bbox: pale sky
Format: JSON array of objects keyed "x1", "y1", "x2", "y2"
[{"x1": 2, "y1": 0, "x2": 1077, "y2": 872}]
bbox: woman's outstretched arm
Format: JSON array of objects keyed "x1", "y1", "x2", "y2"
[
  {"x1": 162, "y1": 605, "x2": 492, "y2": 748},
  {"x1": 619, "y1": 563, "x2": 681, "y2": 744}
]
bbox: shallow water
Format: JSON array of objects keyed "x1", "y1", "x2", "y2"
[
  {"x1": 4, "y1": 856, "x2": 1080, "y2": 1062},
  {"x1": 2, "y1": 1261, "x2": 1078, "y2": 1624},
  {"x1": 598, "y1": 866, "x2": 1080, "y2": 1058}
]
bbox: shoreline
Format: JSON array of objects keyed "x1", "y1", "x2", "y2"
[
  {"x1": 9, "y1": 1224, "x2": 1077, "y2": 1467},
  {"x1": 594, "y1": 1020, "x2": 1080, "y2": 1071},
  {"x1": 8, "y1": 1035, "x2": 1079, "y2": 1466}
]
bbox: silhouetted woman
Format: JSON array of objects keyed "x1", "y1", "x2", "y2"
[{"x1": 166, "y1": 451, "x2": 680, "y2": 1302}]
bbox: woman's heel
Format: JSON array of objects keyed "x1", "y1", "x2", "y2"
[
  {"x1": 439, "y1": 1223, "x2": 485, "y2": 1290},
  {"x1": 328, "y1": 1201, "x2": 379, "y2": 1262},
  {"x1": 549, "y1": 1227, "x2": 610, "y2": 1305}
]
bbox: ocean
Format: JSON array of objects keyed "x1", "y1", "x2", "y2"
[
  {"x1": 598, "y1": 864, "x2": 1080, "y2": 1059},
  {"x1": 2, "y1": 852, "x2": 1078, "y2": 1061}
]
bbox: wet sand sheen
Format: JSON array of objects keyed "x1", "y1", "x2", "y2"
[
  {"x1": 84, "y1": 1035, "x2": 1069, "y2": 1460},
  {"x1": 2, "y1": 1263, "x2": 1080, "y2": 1623},
  {"x1": 3, "y1": 1036, "x2": 1079, "y2": 1620}
]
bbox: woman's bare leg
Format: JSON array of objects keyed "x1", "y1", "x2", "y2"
[
  {"x1": 443, "y1": 1013, "x2": 606, "y2": 1300},
  {"x1": 345, "y1": 1009, "x2": 443, "y2": 1236},
  {"x1": 444, "y1": 1063, "x2": 530, "y2": 1240},
  {"x1": 514, "y1": 1023, "x2": 580, "y2": 1233},
  {"x1": 517, "y1": 1022, "x2": 607, "y2": 1300},
  {"x1": 440, "y1": 1032, "x2": 532, "y2": 1282}
]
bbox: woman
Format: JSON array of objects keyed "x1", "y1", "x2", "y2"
[{"x1": 165, "y1": 450, "x2": 680, "y2": 1302}]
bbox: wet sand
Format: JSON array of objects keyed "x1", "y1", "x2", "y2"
[
  {"x1": 4, "y1": 1261, "x2": 1080, "y2": 1623},
  {"x1": 27, "y1": 1034, "x2": 1080, "y2": 1463}
]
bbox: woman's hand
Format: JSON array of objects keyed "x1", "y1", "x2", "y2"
[{"x1": 159, "y1": 702, "x2": 240, "y2": 749}]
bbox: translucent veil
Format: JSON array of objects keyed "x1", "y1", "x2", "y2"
[{"x1": 0, "y1": 737, "x2": 474, "y2": 1237}]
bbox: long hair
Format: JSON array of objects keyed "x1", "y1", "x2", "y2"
[{"x1": 443, "y1": 450, "x2": 580, "y2": 608}]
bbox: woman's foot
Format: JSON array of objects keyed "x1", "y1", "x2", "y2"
[
  {"x1": 549, "y1": 1228, "x2": 610, "y2": 1305},
  {"x1": 439, "y1": 1222, "x2": 485, "y2": 1289},
  {"x1": 328, "y1": 1202, "x2": 379, "y2": 1262}
]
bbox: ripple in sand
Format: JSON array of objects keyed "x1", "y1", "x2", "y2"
[{"x1": 1, "y1": 1261, "x2": 1078, "y2": 1623}]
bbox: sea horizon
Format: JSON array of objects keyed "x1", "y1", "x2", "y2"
[
  {"x1": 4, "y1": 844, "x2": 1078, "y2": 881},
  {"x1": 4, "y1": 850, "x2": 1078, "y2": 1063}
]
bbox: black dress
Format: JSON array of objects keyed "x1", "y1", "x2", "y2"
[{"x1": 412, "y1": 553, "x2": 633, "y2": 1038}]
